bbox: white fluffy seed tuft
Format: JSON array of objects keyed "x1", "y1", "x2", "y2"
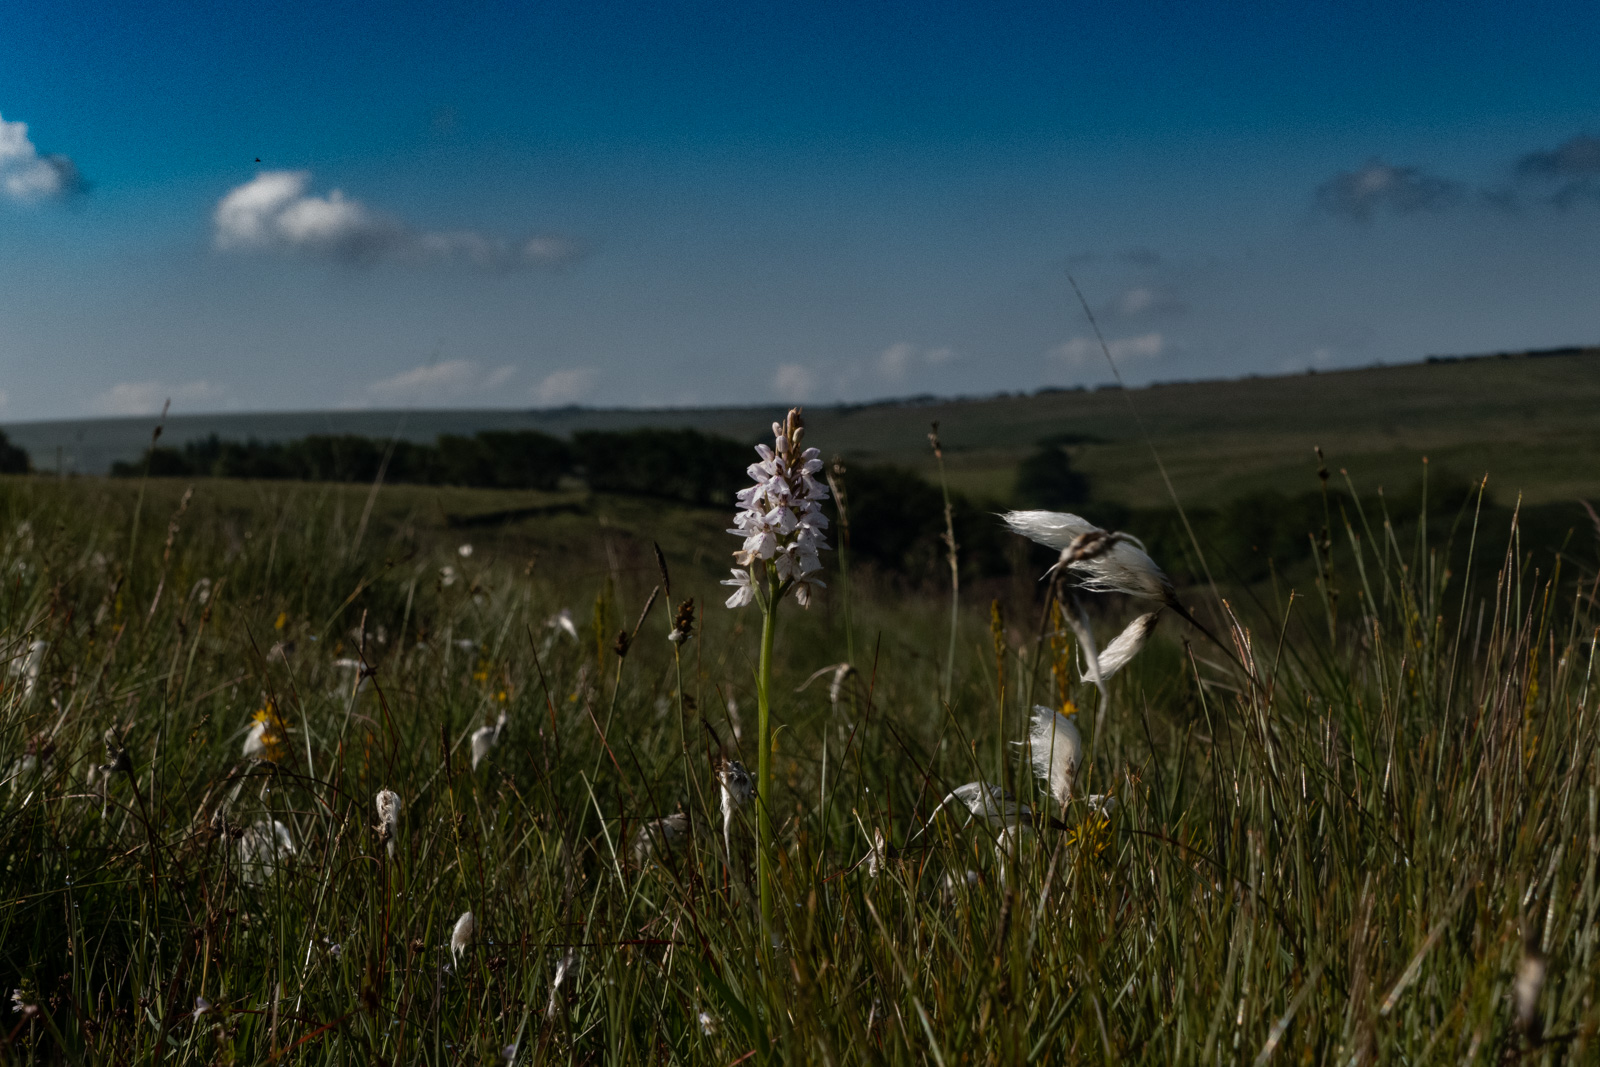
[
  {"x1": 1087, "y1": 612, "x2": 1161, "y2": 682},
  {"x1": 470, "y1": 712, "x2": 508, "y2": 771},
  {"x1": 1027, "y1": 705, "x2": 1082, "y2": 808},
  {"x1": 1002, "y1": 510, "x2": 1173, "y2": 603},
  {"x1": 374, "y1": 789, "x2": 401, "y2": 858},
  {"x1": 450, "y1": 911, "x2": 475, "y2": 961}
]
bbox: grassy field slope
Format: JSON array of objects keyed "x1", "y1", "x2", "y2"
[{"x1": 8, "y1": 349, "x2": 1600, "y2": 506}]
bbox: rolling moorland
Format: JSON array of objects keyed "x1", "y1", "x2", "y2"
[
  {"x1": 9, "y1": 347, "x2": 1600, "y2": 507},
  {"x1": 0, "y1": 350, "x2": 1599, "y2": 1062}
]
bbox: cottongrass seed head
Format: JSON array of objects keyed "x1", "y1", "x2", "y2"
[
  {"x1": 1003, "y1": 510, "x2": 1174, "y2": 603},
  {"x1": 450, "y1": 911, "x2": 475, "y2": 962},
  {"x1": 238, "y1": 819, "x2": 295, "y2": 885},
  {"x1": 1086, "y1": 611, "x2": 1161, "y2": 682},
  {"x1": 374, "y1": 789, "x2": 401, "y2": 857},
  {"x1": 717, "y1": 758, "x2": 754, "y2": 820},
  {"x1": 1026, "y1": 705, "x2": 1083, "y2": 807},
  {"x1": 1514, "y1": 951, "x2": 1547, "y2": 1035},
  {"x1": 632, "y1": 812, "x2": 691, "y2": 866},
  {"x1": 923, "y1": 780, "x2": 1026, "y2": 833},
  {"x1": 471, "y1": 712, "x2": 508, "y2": 770}
]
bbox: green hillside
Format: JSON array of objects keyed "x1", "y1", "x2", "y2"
[{"x1": 8, "y1": 349, "x2": 1600, "y2": 506}]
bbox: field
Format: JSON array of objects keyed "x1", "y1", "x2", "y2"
[
  {"x1": 10, "y1": 349, "x2": 1600, "y2": 508},
  {"x1": 2, "y1": 395, "x2": 1600, "y2": 1063}
]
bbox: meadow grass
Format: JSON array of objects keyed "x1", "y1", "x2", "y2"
[{"x1": 1, "y1": 465, "x2": 1597, "y2": 1064}]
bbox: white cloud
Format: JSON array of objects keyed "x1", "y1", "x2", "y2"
[
  {"x1": 1050, "y1": 332, "x2": 1166, "y2": 367},
  {"x1": 773, "y1": 363, "x2": 816, "y2": 402},
  {"x1": 1314, "y1": 159, "x2": 1461, "y2": 221},
  {"x1": 364, "y1": 359, "x2": 518, "y2": 405},
  {"x1": 876, "y1": 341, "x2": 956, "y2": 382},
  {"x1": 534, "y1": 368, "x2": 597, "y2": 406},
  {"x1": 0, "y1": 112, "x2": 86, "y2": 203},
  {"x1": 213, "y1": 171, "x2": 582, "y2": 270},
  {"x1": 88, "y1": 380, "x2": 227, "y2": 417},
  {"x1": 1110, "y1": 286, "x2": 1186, "y2": 319}
]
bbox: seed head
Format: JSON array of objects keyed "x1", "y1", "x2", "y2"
[
  {"x1": 717, "y1": 758, "x2": 754, "y2": 819},
  {"x1": 238, "y1": 819, "x2": 295, "y2": 885},
  {"x1": 667, "y1": 598, "x2": 696, "y2": 645},
  {"x1": 1026, "y1": 705, "x2": 1082, "y2": 808},
  {"x1": 1514, "y1": 951, "x2": 1546, "y2": 1036},
  {"x1": 1003, "y1": 510, "x2": 1174, "y2": 603},
  {"x1": 470, "y1": 713, "x2": 508, "y2": 771},
  {"x1": 632, "y1": 812, "x2": 691, "y2": 867},
  {"x1": 1085, "y1": 612, "x2": 1161, "y2": 682},
  {"x1": 374, "y1": 789, "x2": 402, "y2": 857},
  {"x1": 450, "y1": 911, "x2": 476, "y2": 961},
  {"x1": 548, "y1": 608, "x2": 580, "y2": 641}
]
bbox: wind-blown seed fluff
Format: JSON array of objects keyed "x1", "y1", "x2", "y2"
[
  {"x1": 917, "y1": 780, "x2": 1028, "y2": 836},
  {"x1": 1002, "y1": 510, "x2": 1174, "y2": 603},
  {"x1": 632, "y1": 812, "x2": 691, "y2": 866},
  {"x1": 1086, "y1": 612, "x2": 1160, "y2": 681},
  {"x1": 450, "y1": 911, "x2": 475, "y2": 961},
  {"x1": 374, "y1": 789, "x2": 401, "y2": 857},
  {"x1": 238, "y1": 819, "x2": 295, "y2": 884},
  {"x1": 241, "y1": 720, "x2": 269, "y2": 760},
  {"x1": 716, "y1": 758, "x2": 754, "y2": 866},
  {"x1": 1027, "y1": 705, "x2": 1082, "y2": 807},
  {"x1": 470, "y1": 712, "x2": 507, "y2": 770}
]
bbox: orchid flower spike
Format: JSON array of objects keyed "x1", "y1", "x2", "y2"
[
  {"x1": 1026, "y1": 705, "x2": 1083, "y2": 808},
  {"x1": 374, "y1": 789, "x2": 401, "y2": 858},
  {"x1": 723, "y1": 407, "x2": 831, "y2": 610}
]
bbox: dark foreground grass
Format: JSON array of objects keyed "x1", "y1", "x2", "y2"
[{"x1": 1, "y1": 471, "x2": 1598, "y2": 1064}]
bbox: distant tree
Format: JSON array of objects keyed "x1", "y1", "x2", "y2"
[
  {"x1": 0, "y1": 431, "x2": 30, "y2": 474},
  {"x1": 474, "y1": 431, "x2": 573, "y2": 490},
  {"x1": 1013, "y1": 435, "x2": 1091, "y2": 509},
  {"x1": 110, "y1": 447, "x2": 193, "y2": 477},
  {"x1": 573, "y1": 429, "x2": 748, "y2": 505}
]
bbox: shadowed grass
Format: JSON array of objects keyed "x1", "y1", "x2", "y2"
[{"x1": 0, "y1": 470, "x2": 1597, "y2": 1063}]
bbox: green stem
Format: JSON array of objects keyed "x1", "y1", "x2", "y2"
[{"x1": 755, "y1": 578, "x2": 779, "y2": 940}]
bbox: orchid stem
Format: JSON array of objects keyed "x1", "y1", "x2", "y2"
[{"x1": 755, "y1": 576, "x2": 779, "y2": 945}]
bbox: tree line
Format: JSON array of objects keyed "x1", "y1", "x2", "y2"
[{"x1": 109, "y1": 428, "x2": 753, "y2": 505}]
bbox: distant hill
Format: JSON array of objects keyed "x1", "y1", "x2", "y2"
[{"x1": 7, "y1": 347, "x2": 1600, "y2": 507}]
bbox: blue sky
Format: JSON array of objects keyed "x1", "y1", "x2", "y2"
[{"x1": 3, "y1": 0, "x2": 1600, "y2": 419}]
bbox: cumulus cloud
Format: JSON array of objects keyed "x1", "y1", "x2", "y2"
[
  {"x1": 773, "y1": 363, "x2": 816, "y2": 402},
  {"x1": 1513, "y1": 134, "x2": 1600, "y2": 208},
  {"x1": 1314, "y1": 159, "x2": 1461, "y2": 222},
  {"x1": 533, "y1": 368, "x2": 597, "y2": 406},
  {"x1": 88, "y1": 381, "x2": 227, "y2": 417},
  {"x1": 363, "y1": 360, "x2": 517, "y2": 405},
  {"x1": 1050, "y1": 332, "x2": 1165, "y2": 367},
  {"x1": 1108, "y1": 286, "x2": 1187, "y2": 319},
  {"x1": 876, "y1": 341, "x2": 955, "y2": 382},
  {"x1": 0, "y1": 112, "x2": 87, "y2": 203},
  {"x1": 213, "y1": 171, "x2": 582, "y2": 269}
]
